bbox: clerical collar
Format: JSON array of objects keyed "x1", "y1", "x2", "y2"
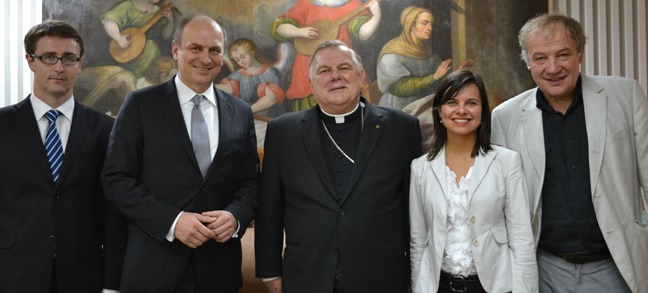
[{"x1": 320, "y1": 102, "x2": 364, "y2": 124}]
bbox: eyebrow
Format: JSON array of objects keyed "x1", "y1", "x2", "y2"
[{"x1": 37, "y1": 51, "x2": 78, "y2": 56}]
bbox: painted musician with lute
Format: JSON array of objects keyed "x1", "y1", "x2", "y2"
[
  {"x1": 101, "y1": 0, "x2": 176, "y2": 77},
  {"x1": 270, "y1": 0, "x2": 381, "y2": 111}
]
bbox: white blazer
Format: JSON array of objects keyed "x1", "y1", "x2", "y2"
[
  {"x1": 409, "y1": 146, "x2": 538, "y2": 293},
  {"x1": 491, "y1": 75, "x2": 648, "y2": 293}
]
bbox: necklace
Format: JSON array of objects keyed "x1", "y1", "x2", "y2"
[{"x1": 320, "y1": 104, "x2": 364, "y2": 164}]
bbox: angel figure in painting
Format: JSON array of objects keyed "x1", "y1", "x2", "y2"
[
  {"x1": 100, "y1": 0, "x2": 176, "y2": 77},
  {"x1": 218, "y1": 38, "x2": 288, "y2": 147}
]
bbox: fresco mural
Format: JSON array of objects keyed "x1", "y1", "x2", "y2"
[{"x1": 44, "y1": 0, "x2": 545, "y2": 146}]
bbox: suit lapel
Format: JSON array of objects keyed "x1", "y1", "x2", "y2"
[
  {"x1": 468, "y1": 149, "x2": 497, "y2": 203},
  {"x1": 12, "y1": 97, "x2": 55, "y2": 186},
  {"x1": 208, "y1": 88, "x2": 234, "y2": 179},
  {"x1": 581, "y1": 76, "x2": 607, "y2": 194},
  {"x1": 57, "y1": 101, "x2": 89, "y2": 189},
  {"x1": 431, "y1": 148, "x2": 448, "y2": 201},
  {"x1": 339, "y1": 103, "x2": 383, "y2": 203},
  {"x1": 520, "y1": 93, "x2": 545, "y2": 184},
  {"x1": 157, "y1": 80, "x2": 201, "y2": 176},
  {"x1": 301, "y1": 107, "x2": 337, "y2": 197}
]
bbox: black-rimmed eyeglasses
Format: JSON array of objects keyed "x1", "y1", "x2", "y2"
[{"x1": 30, "y1": 53, "x2": 81, "y2": 65}]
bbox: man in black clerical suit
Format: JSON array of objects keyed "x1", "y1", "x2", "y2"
[
  {"x1": 0, "y1": 20, "x2": 126, "y2": 292},
  {"x1": 255, "y1": 40, "x2": 422, "y2": 293},
  {"x1": 102, "y1": 15, "x2": 259, "y2": 292}
]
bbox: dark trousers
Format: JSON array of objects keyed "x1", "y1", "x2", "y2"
[{"x1": 173, "y1": 253, "x2": 200, "y2": 293}]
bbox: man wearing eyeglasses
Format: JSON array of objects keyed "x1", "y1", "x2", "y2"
[{"x1": 0, "y1": 20, "x2": 126, "y2": 292}]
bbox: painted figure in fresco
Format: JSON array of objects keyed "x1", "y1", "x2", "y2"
[
  {"x1": 270, "y1": 0, "x2": 381, "y2": 111},
  {"x1": 218, "y1": 38, "x2": 287, "y2": 147},
  {"x1": 218, "y1": 38, "x2": 287, "y2": 119},
  {"x1": 100, "y1": 0, "x2": 176, "y2": 78},
  {"x1": 377, "y1": 6, "x2": 473, "y2": 110},
  {"x1": 75, "y1": 65, "x2": 137, "y2": 115},
  {"x1": 377, "y1": 5, "x2": 474, "y2": 146}
]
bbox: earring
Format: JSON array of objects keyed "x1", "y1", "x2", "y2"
[{"x1": 439, "y1": 120, "x2": 443, "y2": 124}]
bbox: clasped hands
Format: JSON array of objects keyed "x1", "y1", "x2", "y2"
[{"x1": 174, "y1": 211, "x2": 236, "y2": 248}]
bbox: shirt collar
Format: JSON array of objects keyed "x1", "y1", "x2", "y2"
[
  {"x1": 174, "y1": 75, "x2": 217, "y2": 107},
  {"x1": 30, "y1": 94, "x2": 75, "y2": 121},
  {"x1": 319, "y1": 102, "x2": 364, "y2": 124}
]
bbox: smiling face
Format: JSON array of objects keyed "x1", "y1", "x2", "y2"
[
  {"x1": 27, "y1": 36, "x2": 82, "y2": 104},
  {"x1": 172, "y1": 16, "x2": 224, "y2": 93},
  {"x1": 411, "y1": 12, "x2": 433, "y2": 41},
  {"x1": 439, "y1": 83, "x2": 482, "y2": 139},
  {"x1": 309, "y1": 46, "x2": 365, "y2": 114},
  {"x1": 525, "y1": 23, "x2": 583, "y2": 103}
]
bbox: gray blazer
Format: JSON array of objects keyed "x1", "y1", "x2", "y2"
[{"x1": 491, "y1": 74, "x2": 648, "y2": 293}]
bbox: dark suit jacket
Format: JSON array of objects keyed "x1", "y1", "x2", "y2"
[
  {"x1": 255, "y1": 100, "x2": 422, "y2": 293},
  {"x1": 0, "y1": 97, "x2": 126, "y2": 292},
  {"x1": 102, "y1": 78, "x2": 259, "y2": 293}
]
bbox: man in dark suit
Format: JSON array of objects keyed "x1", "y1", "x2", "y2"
[
  {"x1": 255, "y1": 40, "x2": 422, "y2": 293},
  {"x1": 102, "y1": 15, "x2": 259, "y2": 293},
  {"x1": 0, "y1": 20, "x2": 126, "y2": 292}
]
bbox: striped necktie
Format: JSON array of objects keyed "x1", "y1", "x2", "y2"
[
  {"x1": 44, "y1": 109, "x2": 64, "y2": 183},
  {"x1": 191, "y1": 95, "x2": 211, "y2": 177}
]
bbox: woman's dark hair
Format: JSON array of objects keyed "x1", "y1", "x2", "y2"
[{"x1": 426, "y1": 70, "x2": 492, "y2": 160}]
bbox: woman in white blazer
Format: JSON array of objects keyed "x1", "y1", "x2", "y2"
[{"x1": 409, "y1": 70, "x2": 538, "y2": 292}]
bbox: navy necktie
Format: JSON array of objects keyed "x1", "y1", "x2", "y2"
[
  {"x1": 191, "y1": 95, "x2": 211, "y2": 177},
  {"x1": 44, "y1": 110, "x2": 64, "y2": 182}
]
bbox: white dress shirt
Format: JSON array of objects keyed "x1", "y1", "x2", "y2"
[
  {"x1": 30, "y1": 94, "x2": 75, "y2": 150},
  {"x1": 175, "y1": 76, "x2": 220, "y2": 159},
  {"x1": 441, "y1": 166, "x2": 477, "y2": 276}
]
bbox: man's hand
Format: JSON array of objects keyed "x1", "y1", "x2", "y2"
[
  {"x1": 202, "y1": 210, "x2": 237, "y2": 243},
  {"x1": 264, "y1": 278, "x2": 282, "y2": 293},
  {"x1": 173, "y1": 212, "x2": 216, "y2": 248}
]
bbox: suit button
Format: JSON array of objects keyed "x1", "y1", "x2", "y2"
[
  {"x1": 469, "y1": 216, "x2": 476, "y2": 223},
  {"x1": 338, "y1": 210, "x2": 345, "y2": 216},
  {"x1": 472, "y1": 239, "x2": 479, "y2": 247},
  {"x1": 332, "y1": 246, "x2": 338, "y2": 254},
  {"x1": 55, "y1": 196, "x2": 60, "y2": 200}
]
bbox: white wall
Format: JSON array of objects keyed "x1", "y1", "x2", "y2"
[
  {"x1": 1, "y1": 0, "x2": 42, "y2": 107},
  {"x1": 550, "y1": 0, "x2": 648, "y2": 94}
]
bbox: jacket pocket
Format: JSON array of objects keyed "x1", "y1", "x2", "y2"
[
  {"x1": 0, "y1": 231, "x2": 16, "y2": 249},
  {"x1": 490, "y1": 226, "x2": 508, "y2": 244}
]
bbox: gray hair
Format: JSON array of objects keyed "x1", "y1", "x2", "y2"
[{"x1": 518, "y1": 13, "x2": 586, "y2": 65}]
